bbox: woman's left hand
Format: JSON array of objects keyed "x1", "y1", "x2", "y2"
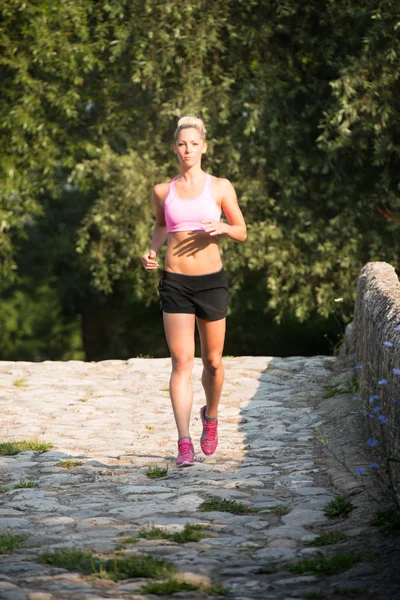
[{"x1": 201, "y1": 220, "x2": 227, "y2": 236}]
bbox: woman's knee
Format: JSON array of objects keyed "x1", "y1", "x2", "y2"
[
  {"x1": 171, "y1": 353, "x2": 194, "y2": 374},
  {"x1": 202, "y1": 354, "x2": 223, "y2": 375}
]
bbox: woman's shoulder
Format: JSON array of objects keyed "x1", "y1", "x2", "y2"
[
  {"x1": 209, "y1": 175, "x2": 235, "y2": 196},
  {"x1": 153, "y1": 181, "x2": 172, "y2": 203}
]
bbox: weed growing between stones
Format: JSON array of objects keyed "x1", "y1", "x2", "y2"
[
  {"x1": 282, "y1": 550, "x2": 366, "y2": 576},
  {"x1": 0, "y1": 440, "x2": 53, "y2": 455},
  {"x1": 140, "y1": 579, "x2": 200, "y2": 595},
  {"x1": 146, "y1": 466, "x2": 168, "y2": 479},
  {"x1": 54, "y1": 460, "x2": 83, "y2": 469},
  {"x1": 0, "y1": 486, "x2": 8, "y2": 493},
  {"x1": 13, "y1": 481, "x2": 38, "y2": 489},
  {"x1": 323, "y1": 496, "x2": 354, "y2": 519},
  {"x1": 301, "y1": 592, "x2": 325, "y2": 599},
  {"x1": 0, "y1": 534, "x2": 27, "y2": 554},
  {"x1": 37, "y1": 548, "x2": 174, "y2": 580},
  {"x1": 13, "y1": 378, "x2": 28, "y2": 387},
  {"x1": 322, "y1": 375, "x2": 359, "y2": 398},
  {"x1": 137, "y1": 523, "x2": 208, "y2": 543},
  {"x1": 140, "y1": 579, "x2": 229, "y2": 596},
  {"x1": 266, "y1": 505, "x2": 291, "y2": 516},
  {"x1": 199, "y1": 497, "x2": 256, "y2": 514},
  {"x1": 144, "y1": 424, "x2": 154, "y2": 430},
  {"x1": 369, "y1": 505, "x2": 400, "y2": 535},
  {"x1": 304, "y1": 531, "x2": 349, "y2": 546}
]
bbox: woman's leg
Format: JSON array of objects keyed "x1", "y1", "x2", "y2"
[
  {"x1": 196, "y1": 317, "x2": 226, "y2": 418},
  {"x1": 163, "y1": 312, "x2": 196, "y2": 439}
]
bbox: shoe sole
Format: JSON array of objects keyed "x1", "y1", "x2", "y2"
[{"x1": 176, "y1": 460, "x2": 195, "y2": 467}]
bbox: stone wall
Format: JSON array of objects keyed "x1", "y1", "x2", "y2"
[{"x1": 352, "y1": 261, "x2": 400, "y2": 496}]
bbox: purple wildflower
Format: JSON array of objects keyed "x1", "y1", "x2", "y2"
[
  {"x1": 367, "y1": 413, "x2": 375, "y2": 418},
  {"x1": 367, "y1": 437, "x2": 378, "y2": 447},
  {"x1": 359, "y1": 409, "x2": 367, "y2": 416},
  {"x1": 378, "y1": 379, "x2": 388, "y2": 385},
  {"x1": 352, "y1": 396, "x2": 361, "y2": 401},
  {"x1": 393, "y1": 368, "x2": 400, "y2": 376},
  {"x1": 383, "y1": 341, "x2": 393, "y2": 347},
  {"x1": 355, "y1": 467, "x2": 366, "y2": 475},
  {"x1": 369, "y1": 462, "x2": 379, "y2": 469},
  {"x1": 378, "y1": 415, "x2": 388, "y2": 424},
  {"x1": 354, "y1": 365, "x2": 363, "y2": 370},
  {"x1": 372, "y1": 406, "x2": 383, "y2": 413},
  {"x1": 393, "y1": 398, "x2": 400, "y2": 405},
  {"x1": 369, "y1": 395, "x2": 380, "y2": 403}
]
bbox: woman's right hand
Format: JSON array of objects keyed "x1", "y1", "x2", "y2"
[{"x1": 141, "y1": 249, "x2": 158, "y2": 270}]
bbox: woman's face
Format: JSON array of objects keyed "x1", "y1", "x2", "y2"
[{"x1": 174, "y1": 127, "x2": 206, "y2": 167}]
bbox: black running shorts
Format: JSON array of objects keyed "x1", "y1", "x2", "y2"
[{"x1": 158, "y1": 268, "x2": 229, "y2": 321}]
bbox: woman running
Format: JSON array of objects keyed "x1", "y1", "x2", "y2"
[{"x1": 141, "y1": 116, "x2": 246, "y2": 466}]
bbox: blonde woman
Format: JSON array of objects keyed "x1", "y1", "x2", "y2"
[{"x1": 142, "y1": 116, "x2": 246, "y2": 466}]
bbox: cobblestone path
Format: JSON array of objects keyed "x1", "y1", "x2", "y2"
[{"x1": 0, "y1": 356, "x2": 399, "y2": 600}]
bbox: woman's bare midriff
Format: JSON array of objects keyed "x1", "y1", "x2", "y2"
[{"x1": 164, "y1": 231, "x2": 223, "y2": 275}]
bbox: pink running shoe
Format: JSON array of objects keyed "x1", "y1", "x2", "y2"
[
  {"x1": 200, "y1": 405, "x2": 218, "y2": 455},
  {"x1": 176, "y1": 437, "x2": 195, "y2": 467}
]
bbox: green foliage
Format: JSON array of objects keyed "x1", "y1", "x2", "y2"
[
  {"x1": 145, "y1": 466, "x2": 168, "y2": 479},
  {"x1": 199, "y1": 497, "x2": 255, "y2": 514},
  {"x1": 0, "y1": 440, "x2": 53, "y2": 455},
  {"x1": 305, "y1": 531, "x2": 349, "y2": 546},
  {"x1": 283, "y1": 551, "x2": 365, "y2": 576},
  {"x1": 140, "y1": 579, "x2": 200, "y2": 595},
  {"x1": 13, "y1": 481, "x2": 38, "y2": 489},
  {"x1": 323, "y1": 496, "x2": 354, "y2": 519},
  {"x1": 54, "y1": 461, "x2": 83, "y2": 469},
  {"x1": 137, "y1": 523, "x2": 208, "y2": 544},
  {"x1": 369, "y1": 505, "x2": 400, "y2": 536},
  {"x1": 0, "y1": 534, "x2": 27, "y2": 554},
  {"x1": 38, "y1": 548, "x2": 174, "y2": 580}
]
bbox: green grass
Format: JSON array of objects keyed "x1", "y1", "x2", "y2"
[
  {"x1": 0, "y1": 486, "x2": 8, "y2": 493},
  {"x1": 146, "y1": 466, "x2": 168, "y2": 479},
  {"x1": 140, "y1": 579, "x2": 200, "y2": 595},
  {"x1": 267, "y1": 505, "x2": 291, "y2": 516},
  {"x1": 323, "y1": 385, "x2": 346, "y2": 398},
  {"x1": 323, "y1": 495, "x2": 354, "y2": 519},
  {"x1": 305, "y1": 531, "x2": 349, "y2": 546},
  {"x1": 13, "y1": 481, "x2": 38, "y2": 489},
  {"x1": 283, "y1": 551, "x2": 364, "y2": 576},
  {"x1": 322, "y1": 376, "x2": 359, "y2": 398},
  {"x1": 0, "y1": 534, "x2": 27, "y2": 554},
  {"x1": 369, "y1": 505, "x2": 400, "y2": 535},
  {"x1": 140, "y1": 579, "x2": 230, "y2": 596},
  {"x1": 13, "y1": 378, "x2": 28, "y2": 387},
  {"x1": 37, "y1": 548, "x2": 174, "y2": 581},
  {"x1": 54, "y1": 460, "x2": 83, "y2": 469},
  {"x1": 138, "y1": 523, "x2": 208, "y2": 543},
  {"x1": 199, "y1": 497, "x2": 255, "y2": 514},
  {"x1": 0, "y1": 440, "x2": 53, "y2": 456}
]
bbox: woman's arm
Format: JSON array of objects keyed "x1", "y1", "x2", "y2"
[
  {"x1": 141, "y1": 185, "x2": 168, "y2": 270},
  {"x1": 202, "y1": 178, "x2": 247, "y2": 242}
]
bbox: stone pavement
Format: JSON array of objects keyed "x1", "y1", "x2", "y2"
[{"x1": 0, "y1": 355, "x2": 399, "y2": 600}]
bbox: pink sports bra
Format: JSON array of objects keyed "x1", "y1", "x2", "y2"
[{"x1": 164, "y1": 173, "x2": 221, "y2": 233}]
